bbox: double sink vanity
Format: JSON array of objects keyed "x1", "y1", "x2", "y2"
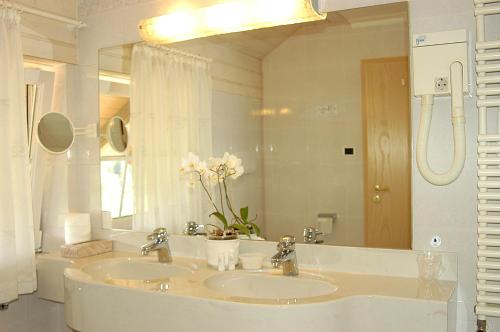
[{"x1": 36, "y1": 234, "x2": 458, "y2": 332}]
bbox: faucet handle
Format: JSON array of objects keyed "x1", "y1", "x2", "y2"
[
  {"x1": 278, "y1": 235, "x2": 296, "y2": 250},
  {"x1": 184, "y1": 221, "x2": 204, "y2": 236},
  {"x1": 303, "y1": 226, "x2": 324, "y2": 244},
  {"x1": 148, "y1": 227, "x2": 168, "y2": 240}
]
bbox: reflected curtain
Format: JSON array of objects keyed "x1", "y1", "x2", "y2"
[
  {"x1": 130, "y1": 44, "x2": 212, "y2": 233},
  {"x1": 0, "y1": 8, "x2": 37, "y2": 303}
]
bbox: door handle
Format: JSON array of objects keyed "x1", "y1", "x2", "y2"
[{"x1": 374, "y1": 184, "x2": 390, "y2": 192}]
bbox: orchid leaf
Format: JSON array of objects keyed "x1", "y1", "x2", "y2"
[
  {"x1": 210, "y1": 212, "x2": 228, "y2": 229},
  {"x1": 249, "y1": 222, "x2": 261, "y2": 236},
  {"x1": 231, "y1": 223, "x2": 251, "y2": 237},
  {"x1": 240, "y1": 206, "x2": 249, "y2": 222}
]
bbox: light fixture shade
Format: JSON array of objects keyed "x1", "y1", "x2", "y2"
[{"x1": 138, "y1": 0, "x2": 326, "y2": 44}]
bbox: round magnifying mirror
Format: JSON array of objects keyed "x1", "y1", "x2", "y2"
[
  {"x1": 37, "y1": 113, "x2": 74, "y2": 154},
  {"x1": 107, "y1": 116, "x2": 128, "y2": 153}
]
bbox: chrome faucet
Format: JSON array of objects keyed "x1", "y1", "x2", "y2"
[
  {"x1": 141, "y1": 227, "x2": 172, "y2": 263},
  {"x1": 303, "y1": 226, "x2": 324, "y2": 244},
  {"x1": 184, "y1": 221, "x2": 205, "y2": 236},
  {"x1": 271, "y1": 235, "x2": 299, "y2": 276}
]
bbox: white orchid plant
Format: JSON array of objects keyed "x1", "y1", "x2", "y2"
[{"x1": 180, "y1": 152, "x2": 260, "y2": 238}]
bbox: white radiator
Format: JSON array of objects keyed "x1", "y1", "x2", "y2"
[{"x1": 475, "y1": 0, "x2": 500, "y2": 320}]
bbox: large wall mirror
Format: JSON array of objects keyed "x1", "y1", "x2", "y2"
[{"x1": 98, "y1": 2, "x2": 411, "y2": 249}]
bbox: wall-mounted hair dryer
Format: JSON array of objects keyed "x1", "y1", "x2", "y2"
[{"x1": 412, "y1": 30, "x2": 469, "y2": 186}]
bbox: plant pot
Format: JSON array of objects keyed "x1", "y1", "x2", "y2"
[
  {"x1": 237, "y1": 233, "x2": 265, "y2": 240},
  {"x1": 205, "y1": 238, "x2": 240, "y2": 270}
]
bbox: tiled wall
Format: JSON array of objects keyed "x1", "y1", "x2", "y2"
[
  {"x1": 172, "y1": 39, "x2": 265, "y2": 232},
  {"x1": 407, "y1": 1, "x2": 479, "y2": 330},
  {"x1": 19, "y1": 0, "x2": 78, "y2": 63},
  {"x1": 211, "y1": 91, "x2": 265, "y2": 233},
  {"x1": 40, "y1": 63, "x2": 81, "y2": 252},
  {"x1": 261, "y1": 21, "x2": 408, "y2": 244}
]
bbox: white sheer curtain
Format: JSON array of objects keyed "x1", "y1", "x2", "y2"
[
  {"x1": 0, "y1": 8, "x2": 37, "y2": 303},
  {"x1": 130, "y1": 44, "x2": 212, "y2": 233}
]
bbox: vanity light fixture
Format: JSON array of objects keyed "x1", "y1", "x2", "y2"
[{"x1": 138, "y1": 0, "x2": 326, "y2": 44}]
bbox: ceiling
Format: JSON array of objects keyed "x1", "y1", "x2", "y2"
[{"x1": 188, "y1": 2, "x2": 408, "y2": 60}]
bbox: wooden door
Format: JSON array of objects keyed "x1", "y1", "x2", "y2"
[{"x1": 362, "y1": 57, "x2": 411, "y2": 249}]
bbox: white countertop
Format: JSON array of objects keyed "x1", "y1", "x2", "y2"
[{"x1": 40, "y1": 251, "x2": 455, "y2": 305}]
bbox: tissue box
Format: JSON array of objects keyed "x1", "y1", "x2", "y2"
[
  {"x1": 63, "y1": 213, "x2": 91, "y2": 245},
  {"x1": 60, "y1": 240, "x2": 113, "y2": 258}
]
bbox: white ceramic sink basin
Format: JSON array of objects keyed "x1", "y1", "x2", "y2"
[
  {"x1": 204, "y1": 272, "x2": 338, "y2": 300},
  {"x1": 64, "y1": 253, "x2": 456, "y2": 332},
  {"x1": 81, "y1": 258, "x2": 192, "y2": 282}
]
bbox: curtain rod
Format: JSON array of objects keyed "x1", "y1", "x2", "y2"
[
  {"x1": 143, "y1": 42, "x2": 213, "y2": 63},
  {"x1": 0, "y1": 0, "x2": 86, "y2": 28}
]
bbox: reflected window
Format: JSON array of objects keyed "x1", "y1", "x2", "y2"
[
  {"x1": 26, "y1": 84, "x2": 38, "y2": 159},
  {"x1": 100, "y1": 158, "x2": 134, "y2": 218}
]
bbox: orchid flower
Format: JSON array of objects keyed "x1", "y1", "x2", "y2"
[{"x1": 179, "y1": 152, "x2": 259, "y2": 237}]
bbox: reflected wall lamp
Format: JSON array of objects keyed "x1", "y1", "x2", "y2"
[{"x1": 138, "y1": 0, "x2": 326, "y2": 44}]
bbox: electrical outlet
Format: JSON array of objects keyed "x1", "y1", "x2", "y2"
[{"x1": 434, "y1": 77, "x2": 448, "y2": 92}]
